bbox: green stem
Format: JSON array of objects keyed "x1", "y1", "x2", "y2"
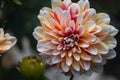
[{"x1": 70, "y1": 74, "x2": 74, "y2": 80}]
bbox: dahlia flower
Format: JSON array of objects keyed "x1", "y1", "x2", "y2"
[
  {"x1": 0, "y1": 28, "x2": 17, "y2": 54},
  {"x1": 33, "y1": 0, "x2": 118, "y2": 76}
]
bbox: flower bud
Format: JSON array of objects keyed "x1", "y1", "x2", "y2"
[{"x1": 17, "y1": 55, "x2": 46, "y2": 80}]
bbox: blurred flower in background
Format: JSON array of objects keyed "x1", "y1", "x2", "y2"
[
  {"x1": 33, "y1": 0, "x2": 118, "y2": 76},
  {"x1": 0, "y1": 28, "x2": 16, "y2": 54},
  {"x1": 2, "y1": 37, "x2": 33, "y2": 69}
]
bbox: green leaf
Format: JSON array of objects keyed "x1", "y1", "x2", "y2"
[{"x1": 12, "y1": 0, "x2": 22, "y2": 5}]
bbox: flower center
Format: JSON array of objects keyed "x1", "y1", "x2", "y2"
[{"x1": 62, "y1": 34, "x2": 79, "y2": 50}]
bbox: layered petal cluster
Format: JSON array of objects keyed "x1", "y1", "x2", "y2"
[
  {"x1": 0, "y1": 28, "x2": 17, "y2": 54},
  {"x1": 33, "y1": 0, "x2": 118, "y2": 76}
]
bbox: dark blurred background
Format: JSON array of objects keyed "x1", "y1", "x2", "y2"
[{"x1": 0, "y1": 0, "x2": 120, "y2": 80}]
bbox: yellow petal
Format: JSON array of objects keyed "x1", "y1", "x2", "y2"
[
  {"x1": 95, "y1": 42, "x2": 109, "y2": 54},
  {"x1": 52, "y1": 0, "x2": 62, "y2": 9},
  {"x1": 95, "y1": 13, "x2": 110, "y2": 25}
]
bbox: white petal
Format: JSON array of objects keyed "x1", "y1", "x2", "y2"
[
  {"x1": 80, "y1": 61, "x2": 90, "y2": 70},
  {"x1": 73, "y1": 53, "x2": 80, "y2": 61},
  {"x1": 45, "y1": 42, "x2": 56, "y2": 49},
  {"x1": 69, "y1": 21, "x2": 75, "y2": 30},
  {"x1": 69, "y1": 3, "x2": 80, "y2": 15},
  {"x1": 78, "y1": 0, "x2": 90, "y2": 12},
  {"x1": 52, "y1": 56, "x2": 61, "y2": 64},
  {"x1": 96, "y1": 13, "x2": 110, "y2": 25},
  {"x1": 43, "y1": 49, "x2": 53, "y2": 55},
  {"x1": 33, "y1": 27, "x2": 42, "y2": 40},
  {"x1": 96, "y1": 25, "x2": 111, "y2": 38},
  {"x1": 63, "y1": 0, "x2": 71, "y2": 7},
  {"x1": 68, "y1": 51, "x2": 73, "y2": 57},
  {"x1": 90, "y1": 25, "x2": 102, "y2": 34},
  {"x1": 72, "y1": 47, "x2": 77, "y2": 53},
  {"x1": 87, "y1": 21, "x2": 96, "y2": 32},
  {"x1": 76, "y1": 14, "x2": 83, "y2": 26},
  {"x1": 65, "y1": 27, "x2": 72, "y2": 33},
  {"x1": 104, "y1": 37, "x2": 117, "y2": 49},
  {"x1": 76, "y1": 25, "x2": 85, "y2": 36},
  {"x1": 51, "y1": 39, "x2": 60, "y2": 44},
  {"x1": 83, "y1": 8, "x2": 96, "y2": 22},
  {"x1": 52, "y1": 49, "x2": 61, "y2": 55},
  {"x1": 61, "y1": 52, "x2": 66, "y2": 58},
  {"x1": 37, "y1": 44, "x2": 48, "y2": 52},
  {"x1": 104, "y1": 50, "x2": 116, "y2": 59},
  {"x1": 54, "y1": 7, "x2": 63, "y2": 22},
  {"x1": 66, "y1": 57, "x2": 73, "y2": 66},
  {"x1": 61, "y1": 10, "x2": 71, "y2": 26},
  {"x1": 110, "y1": 25, "x2": 119, "y2": 36},
  {"x1": 84, "y1": 45, "x2": 98, "y2": 55},
  {"x1": 61, "y1": 62, "x2": 70, "y2": 72},
  {"x1": 92, "y1": 54, "x2": 102, "y2": 63},
  {"x1": 57, "y1": 44, "x2": 63, "y2": 50}
]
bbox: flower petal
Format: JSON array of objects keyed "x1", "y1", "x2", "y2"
[
  {"x1": 78, "y1": 0, "x2": 90, "y2": 12},
  {"x1": 90, "y1": 25, "x2": 102, "y2": 34},
  {"x1": 73, "y1": 53, "x2": 80, "y2": 61},
  {"x1": 82, "y1": 34, "x2": 96, "y2": 43},
  {"x1": 104, "y1": 37, "x2": 117, "y2": 49},
  {"x1": 84, "y1": 45, "x2": 98, "y2": 55},
  {"x1": 96, "y1": 25, "x2": 111, "y2": 38},
  {"x1": 66, "y1": 56, "x2": 73, "y2": 66},
  {"x1": 63, "y1": 0, "x2": 71, "y2": 8},
  {"x1": 87, "y1": 21, "x2": 96, "y2": 32},
  {"x1": 109, "y1": 25, "x2": 119, "y2": 36},
  {"x1": 76, "y1": 14, "x2": 83, "y2": 26},
  {"x1": 69, "y1": 3, "x2": 80, "y2": 16},
  {"x1": 57, "y1": 44, "x2": 63, "y2": 50},
  {"x1": 43, "y1": 49, "x2": 53, "y2": 55},
  {"x1": 37, "y1": 44, "x2": 49, "y2": 52},
  {"x1": 60, "y1": 10, "x2": 71, "y2": 27},
  {"x1": 95, "y1": 42, "x2": 109, "y2": 54},
  {"x1": 52, "y1": 49, "x2": 61, "y2": 55},
  {"x1": 79, "y1": 39, "x2": 89, "y2": 48},
  {"x1": 61, "y1": 62, "x2": 70, "y2": 72},
  {"x1": 95, "y1": 13, "x2": 110, "y2": 25},
  {"x1": 80, "y1": 60, "x2": 90, "y2": 70},
  {"x1": 92, "y1": 54, "x2": 102, "y2": 63},
  {"x1": 80, "y1": 51, "x2": 92, "y2": 61},
  {"x1": 68, "y1": 51, "x2": 73, "y2": 57},
  {"x1": 72, "y1": 61, "x2": 80, "y2": 71},
  {"x1": 103, "y1": 50, "x2": 116, "y2": 59},
  {"x1": 76, "y1": 25, "x2": 85, "y2": 36},
  {"x1": 52, "y1": 0, "x2": 62, "y2": 9},
  {"x1": 61, "y1": 52, "x2": 66, "y2": 58},
  {"x1": 83, "y1": 8, "x2": 96, "y2": 22},
  {"x1": 52, "y1": 56, "x2": 61, "y2": 64}
]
